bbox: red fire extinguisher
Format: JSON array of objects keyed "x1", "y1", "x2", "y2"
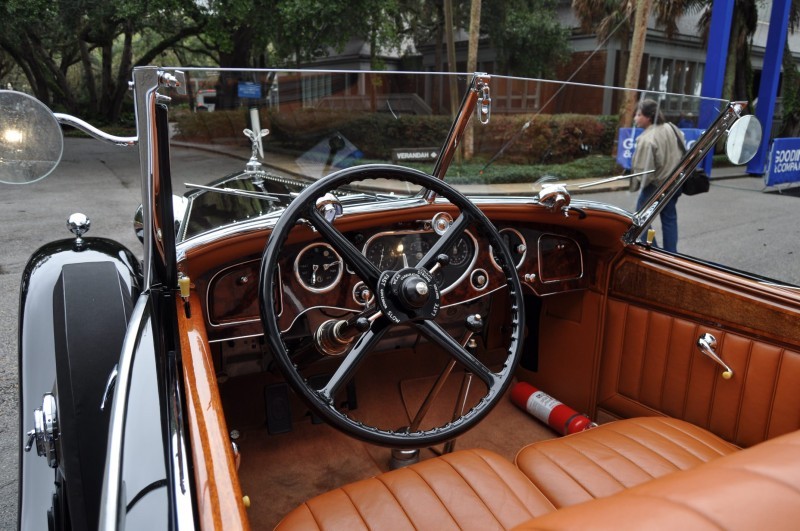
[{"x1": 510, "y1": 382, "x2": 594, "y2": 436}]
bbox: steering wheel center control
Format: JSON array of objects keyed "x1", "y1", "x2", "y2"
[{"x1": 377, "y1": 267, "x2": 441, "y2": 323}]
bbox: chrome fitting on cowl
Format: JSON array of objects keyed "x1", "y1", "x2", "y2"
[
  {"x1": 25, "y1": 393, "x2": 59, "y2": 468},
  {"x1": 67, "y1": 212, "x2": 90, "y2": 250}
]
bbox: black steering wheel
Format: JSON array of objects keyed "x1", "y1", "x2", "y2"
[{"x1": 260, "y1": 164, "x2": 525, "y2": 447}]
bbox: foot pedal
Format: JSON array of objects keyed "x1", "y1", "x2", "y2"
[{"x1": 264, "y1": 383, "x2": 292, "y2": 434}]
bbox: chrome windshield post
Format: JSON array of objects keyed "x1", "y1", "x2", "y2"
[
  {"x1": 424, "y1": 72, "x2": 491, "y2": 204},
  {"x1": 130, "y1": 68, "x2": 186, "y2": 291}
]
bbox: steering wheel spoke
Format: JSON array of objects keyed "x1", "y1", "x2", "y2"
[
  {"x1": 418, "y1": 212, "x2": 472, "y2": 271},
  {"x1": 414, "y1": 320, "x2": 497, "y2": 388},
  {"x1": 307, "y1": 206, "x2": 381, "y2": 286},
  {"x1": 317, "y1": 320, "x2": 390, "y2": 402}
]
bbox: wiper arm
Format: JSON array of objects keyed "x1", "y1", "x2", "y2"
[
  {"x1": 184, "y1": 182, "x2": 281, "y2": 202},
  {"x1": 577, "y1": 169, "x2": 654, "y2": 189}
]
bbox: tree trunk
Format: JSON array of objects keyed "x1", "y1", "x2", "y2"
[
  {"x1": 443, "y1": 0, "x2": 458, "y2": 119},
  {"x1": 106, "y1": 25, "x2": 134, "y2": 122},
  {"x1": 619, "y1": 0, "x2": 653, "y2": 128},
  {"x1": 78, "y1": 39, "x2": 99, "y2": 114},
  {"x1": 464, "y1": 0, "x2": 481, "y2": 160}
]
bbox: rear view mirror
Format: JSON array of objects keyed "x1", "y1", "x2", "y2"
[
  {"x1": 725, "y1": 114, "x2": 762, "y2": 165},
  {"x1": 0, "y1": 90, "x2": 63, "y2": 184}
]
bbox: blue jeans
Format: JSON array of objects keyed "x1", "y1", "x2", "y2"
[{"x1": 636, "y1": 184, "x2": 679, "y2": 253}]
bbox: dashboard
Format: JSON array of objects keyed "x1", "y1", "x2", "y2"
[{"x1": 199, "y1": 214, "x2": 588, "y2": 345}]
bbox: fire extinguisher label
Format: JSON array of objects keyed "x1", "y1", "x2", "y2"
[{"x1": 527, "y1": 391, "x2": 563, "y2": 421}]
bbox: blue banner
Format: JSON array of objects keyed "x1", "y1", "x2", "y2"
[
  {"x1": 617, "y1": 127, "x2": 705, "y2": 170},
  {"x1": 237, "y1": 82, "x2": 262, "y2": 99},
  {"x1": 765, "y1": 137, "x2": 800, "y2": 186}
]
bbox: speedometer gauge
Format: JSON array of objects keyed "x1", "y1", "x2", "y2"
[{"x1": 294, "y1": 243, "x2": 343, "y2": 292}]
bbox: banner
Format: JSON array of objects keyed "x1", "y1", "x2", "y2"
[
  {"x1": 764, "y1": 137, "x2": 800, "y2": 187},
  {"x1": 617, "y1": 127, "x2": 705, "y2": 170}
]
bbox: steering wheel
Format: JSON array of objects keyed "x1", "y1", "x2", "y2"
[{"x1": 260, "y1": 164, "x2": 525, "y2": 447}]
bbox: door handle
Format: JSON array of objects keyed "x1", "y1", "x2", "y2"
[{"x1": 697, "y1": 333, "x2": 733, "y2": 379}]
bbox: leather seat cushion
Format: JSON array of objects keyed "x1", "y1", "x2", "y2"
[
  {"x1": 515, "y1": 416, "x2": 738, "y2": 509},
  {"x1": 275, "y1": 448, "x2": 557, "y2": 531},
  {"x1": 513, "y1": 427, "x2": 800, "y2": 530}
]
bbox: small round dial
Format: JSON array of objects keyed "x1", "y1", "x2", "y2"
[
  {"x1": 294, "y1": 243, "x2": 343, "y2": 292},
  {"x1": 365, "y1": 239, "x2": 399, "y2": 270},
  {"x1": 446, "y1": 236, "x2": 472, "y2": 267},
  {"x1": 407, "y1": 239, "x2": 430, "y2": 266}
]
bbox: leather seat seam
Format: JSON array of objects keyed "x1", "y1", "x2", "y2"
[
  {"x1": 579, "y1": 437, "x2": 661, "y2": 480},
  {"x1": 437, "y1": 451, "x2": 511, "y2": 527},
  {"x1": 528, "y1": 445, "x2": 626, "y2": 497},
  {"x1": 640, "y1": 419, "x2": 734, "y2": 458},
  {"x1": 338, "y1": 485, "x2": 372, "y2": 529},
  {"x1": 469, "y1": 449, "x2": 554, "y2": 515},
  {"x1": 406, "y1": 464, "x2": 461, "y2": 528},
  {"x1": 373, "y1": 476, "x2": 420, "y2": 529},
  {"x1": 301, "y1": 503, "x2": 324, "y2": 530},
  {"x1": 598, "y1": 429, "x2": 690, "y2": 470}
]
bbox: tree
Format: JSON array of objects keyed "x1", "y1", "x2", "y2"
[
  {"x1": 483, "y1": 0, "x2": 570, "y2": 78},
  {"x1": 0, "y1": 0, "x2": 204, "y2": 121}
]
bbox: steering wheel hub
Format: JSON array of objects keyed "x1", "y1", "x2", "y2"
[{"x1": 377, "y1": 267, "x2": 440, "y2": 323}]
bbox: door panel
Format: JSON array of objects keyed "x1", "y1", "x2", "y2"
[{"x1": 598, "y1": 252, "x2": 800, "y2": 448}]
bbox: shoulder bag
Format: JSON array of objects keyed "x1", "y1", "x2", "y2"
[{"x1": 669, "y1": 123, "x2": 709, "y2": 195}]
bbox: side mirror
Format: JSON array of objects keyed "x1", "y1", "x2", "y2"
[
  {"x1": 0, "y1": 90, "x2": 64, "y2": 184},
  {"x1": 726, "y1": 114, "x2": 762, "y2": 165}
]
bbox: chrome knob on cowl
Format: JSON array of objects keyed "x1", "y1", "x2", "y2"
[
  {"x1": 67, "y1": 212, "x2": 91, "y2": 249},
  {"x1": 24, "y1": 393, "x2": 59, "y2": 468}
]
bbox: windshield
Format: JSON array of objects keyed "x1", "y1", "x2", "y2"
[{"x1": 160, "y1": 68, "x2": 728, "y2": 240}]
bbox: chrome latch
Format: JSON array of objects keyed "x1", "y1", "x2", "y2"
[
  {"x1": 697, "y1": 333, "x2": 733, "y2": 379},
  {"x1": 477, "y1": 83, "x2": 491, "y2": 124},
  {"x1": 25, "y1": 393, "x2": 59, "y2": 468}
]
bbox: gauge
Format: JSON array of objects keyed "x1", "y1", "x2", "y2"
[
  {"x1": 491, "y1": 228, "x2": 527, "y2": 270},
  {"x1": 365, "y1": 239, "x2": 398, "y2": 271},
  {"x1": 407, "y1": 239, "x2": 430, "y2": 266},
  {"x1": 294, "y1": 243, "x2": 343, "y2": 292},
  {"x1": 446, "y1": 235, "x2": 473, "y2": 267}
]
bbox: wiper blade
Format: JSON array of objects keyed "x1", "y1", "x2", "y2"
[
  {"x1": 184, "y1": 182, "x2": 281, "y2": 202},
  {"x1": 577, "y1": 169, "x2": 654, "y2": 189}
]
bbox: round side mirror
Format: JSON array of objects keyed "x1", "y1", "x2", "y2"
[
  {"x1": 0, "y1": 90, "x2": 64, "y2": 184},
  {"x1": 725, "y1": 114, "x2": 762, "y2": 165}
]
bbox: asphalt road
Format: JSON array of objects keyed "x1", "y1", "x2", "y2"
[{"x1": 0, "y1": 138, "x2": 798, "y2": 528}]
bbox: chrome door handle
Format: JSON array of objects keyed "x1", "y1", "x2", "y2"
[{"x1": 697, "y1": 333, "x2": 733, "y2": 379}]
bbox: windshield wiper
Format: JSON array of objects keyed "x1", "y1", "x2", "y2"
[{"x1": 184, "y1": 182, "x2": 281, "y2": 202}]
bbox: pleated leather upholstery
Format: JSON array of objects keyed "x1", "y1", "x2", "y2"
[
  {"x1": 513, "y1": 428, "x2": 800, "y2": 531},
  {"x1": 275, "y1": 448, "x2": 557, "y2": 531},
  {"x1": 514, "y1": 417, "x2": 738, "y2": 509}
]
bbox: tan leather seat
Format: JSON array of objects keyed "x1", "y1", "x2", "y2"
[
  {"x1": 275, "y1": 448, "x2": 557, "y2": 530},
  {"x1": 515, "y1": 417, "x2": 738, "y2": 509},
  {"x1": 513, "y1": 428, "x2": 800, "y2": 530},
  {"x1": 276, "y1": 418, "x2": 739, "y2": 531}
]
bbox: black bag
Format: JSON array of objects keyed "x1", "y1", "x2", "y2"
[
  {"x1": 668, "y1": 123, "x2": 710, "y2": 195},
  {"x1": 681, "y1": 169, "x2": 710, "y2": 195}
]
